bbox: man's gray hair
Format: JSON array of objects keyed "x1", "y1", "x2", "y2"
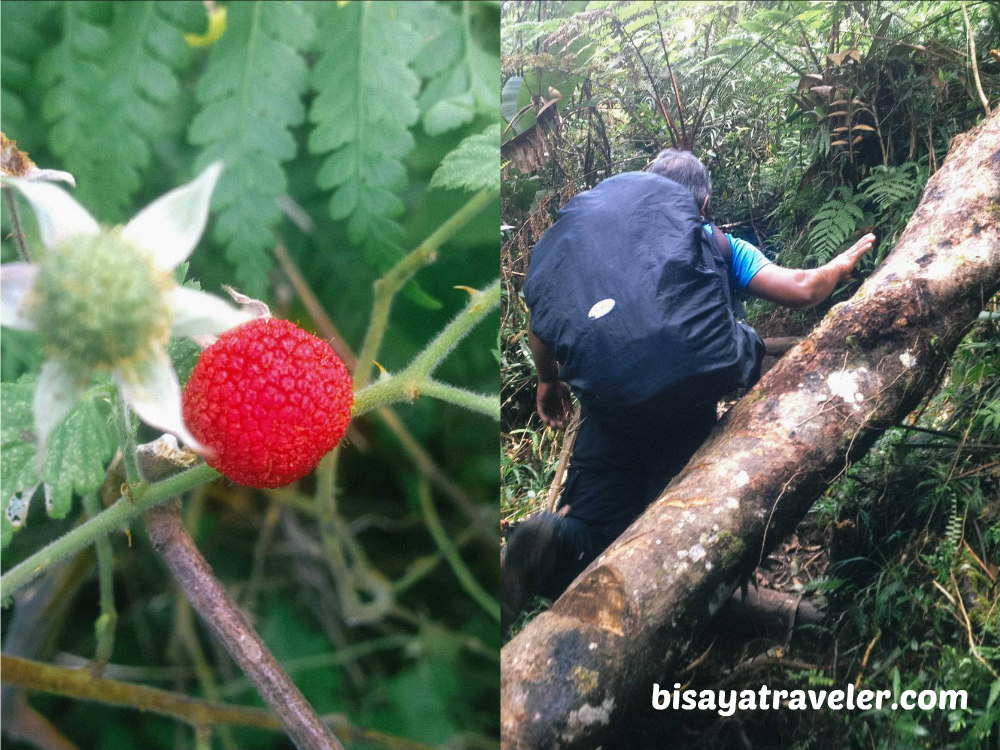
[{"x1": 648, "y1": 148, "x2": 712, "y2": 210}]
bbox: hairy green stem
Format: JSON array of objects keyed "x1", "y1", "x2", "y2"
[
  {"x1": 406, "y1": 278, "x2": 501, "y2": 377},
  {"x1": 82, "y1": 493, "x2": 118, "y2": 671},
  {"x1": 417, "y1": 481, "x2": 500, "y2": 623},
  {"x1": 351, "y1": 279, "x2": 501, "y2": 419},
  {"x1": 1, "y1": 462, "x2": 219, "y2": 600},
  {"x1": 354, "y1": 377, "x2": 498, "y2": 420},
  {"x1": 3, "y1": 187, "x2": 32, "y2": 261},
  {"x1": 354, "y1": 187, "x2": 496, "y2": 390},
  {"x1": 113, "y1": 394, "x2": 142, "y2": 486}
]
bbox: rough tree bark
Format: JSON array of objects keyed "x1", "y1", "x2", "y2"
[{"x1": 501, "y1": 111, "x2": 1000, "y2": 749}]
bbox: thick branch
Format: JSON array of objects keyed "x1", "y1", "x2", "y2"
[{"x1": 501, "y1": 111, "x2": 1000, "y2": 749}]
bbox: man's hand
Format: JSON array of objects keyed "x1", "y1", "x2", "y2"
[
  {"x1": 536, "y1": 379, "x2": 572, "y2": 430},
  {"x1": 747, "y1": 232, "x2": 877, "y2": 309},
  {"x1": 828, "y1": 232, "x2": 877, "y2": 282}
]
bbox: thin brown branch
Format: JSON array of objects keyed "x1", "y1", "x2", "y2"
[
  {"x1": 961, "y1": 1, "x2": 992, "y2": 115},
  {"x1": 145, "y1": 499, "x2": 344, "y2": 750},
  {"x1": 0, "y1": 655, "x2": 437, "y2": 750},
  {"x1": 653, "y1": 4, "x2": 689, "y2": 147},
  {"x1": 612, "y1": 18, "x2": 678, "y2": 145}
]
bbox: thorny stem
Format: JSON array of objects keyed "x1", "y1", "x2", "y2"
[
  {"x1": 1, "y1": 462, "x2": 219, "y2": 600},
  {"x1": 417, "y1": 481, "x2": 501, "y2": 623},
  {"x1": 3, "y1": 186, "x2": 31, "y2": 261},
  {"x1": 0, "y1": 655, "x2": 437, "y2": 750},
  {"x1": 145, "y1": 499, "x2": 345, "y2": 750},
  {"x1": 354, "y1": 186, "x2": 496, "y2": 391},
  {"x1": 113, "y1": 394, "x2": 142, "y2": 486},
  {"x1": 352, "y1": 279, "x2": 501, "y2": 419},
  {"x1": 81, "y1": 493, "x2": 118, "y2": 673},
  {"x1": 356, "y1": 377, "x2": 499, "y2": 421}
]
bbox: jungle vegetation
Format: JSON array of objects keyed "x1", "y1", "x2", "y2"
[{"x1": 501, "y1": 2, "x2": 999, "y2": 748}]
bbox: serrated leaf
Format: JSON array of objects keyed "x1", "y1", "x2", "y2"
[
  {"x1": 189, "y1": 1, "x2": 315, "y2": 297},
  {"x1": 41, "y1": 398, "x2": 116, "y2": 519},
  {"x1": 431, "y1": 124, "x2": 500, "y2": 193},
  {"x1": 414, "y1": 2, "x2": 498, "y2": 136},
  {"x1": 39, "y1": 2, "x2": 201, "y2": 221},
  {"x1": 1, "y1": 376, "x2": 116, "y2": 544},
  {"x1": 2, "y1": 378, "x2": 42, "y2": 547},
  {"x1": 308, "y1": 1, "x2": 421, "y2": 272}
]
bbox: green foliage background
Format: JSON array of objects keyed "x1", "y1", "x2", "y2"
[
  {"x1": 501, "y1": 2, "x2": 999, "y2": 748},
  {"x1": 1, "y1": 2, "x2": 501, "y2": 749}
]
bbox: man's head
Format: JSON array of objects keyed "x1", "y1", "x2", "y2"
[{"x1": 648, "y1": 148, "x2": 711, "y2": 216}]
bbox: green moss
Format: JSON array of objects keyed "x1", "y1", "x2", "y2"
[{"x1": 712, "y1": 529, "x2": 745, "y2": 568}]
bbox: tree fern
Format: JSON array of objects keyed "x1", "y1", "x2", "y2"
[
  {"x1": 189, "y1": 1, "x2": 315, "y2": 297},
  {"x1": 807, "y1": 186, "x2": 864, "y2": 263},
  {"x1": 411, "y1": 1, "x2": 499, "y2": 136},
  {"x1": 308, "y1": 2, "x2": 422, "y2": 273},
  {"x1": 39, "y1": 2, "x2": 200, "y2": 221}
]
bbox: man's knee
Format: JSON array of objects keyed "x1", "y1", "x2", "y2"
[{"x1": 500, "y1": 512, "x2": 599, "y2": 632}]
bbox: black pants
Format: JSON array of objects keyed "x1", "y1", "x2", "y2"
[{"x1": 534, "y1": 398, "x2": 718, "y2": 601}]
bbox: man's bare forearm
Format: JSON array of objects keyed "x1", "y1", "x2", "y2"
[
  {"x1": 747, "y1": 233, "x2": 876, "y2": 309},
  {"x1": 528, "y1": 328, "x2": 561, "y2": 383}
]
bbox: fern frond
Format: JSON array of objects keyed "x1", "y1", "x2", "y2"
[
  {"x1": 431, "y1": 124, "x2": 501, "y2": 193},
  {"x1": 39, "y1": 2, "x2": 199, "y2": 220},
  {"x1": 189, "y1": 1, "x2": 315, "y2": 296},
  {"x1": 807, "y1": 187, "x2": 863, "y2": 263},
  {"x1": 308, "y1": 2, "x2": 422, "y2": 272},
  {"x1": 411, "y1": 2, "x2": 499, "y2": 135},
  {"x1": 859, "y1": 163, "x2": 922, "y2": 215}
]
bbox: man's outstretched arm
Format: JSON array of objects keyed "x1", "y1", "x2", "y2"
[
  {"x1": 528, "y1": 327, "x2": 573, "y2": 430},
  {"x1": 747, "y1": 233, "x2": 876, "y2": 309}
]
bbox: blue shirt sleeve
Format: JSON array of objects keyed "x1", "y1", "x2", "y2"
[{"x1": 703, "y1": 224, "x2": 771, "y2": 290}]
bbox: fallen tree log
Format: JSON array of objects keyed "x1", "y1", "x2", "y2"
[{"x1": 501, "y1": 110, "x2": 1000, "y2": 749}]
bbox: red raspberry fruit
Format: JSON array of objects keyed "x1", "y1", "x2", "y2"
[{"x1": 182, "y1": 318, "x2": 353, "y2": 488}]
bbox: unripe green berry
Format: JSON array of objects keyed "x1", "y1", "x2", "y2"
[{"x1": 29, "y1": 230, "x2": 173, "y2": 376}]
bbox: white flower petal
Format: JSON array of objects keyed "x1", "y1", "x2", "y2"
[
  {"x1": 34, "y1": 359, "x2": 84, "y2": 456},
  {"x1": 1, "y1": 262, "x2": 39, "y2": 330},
  {"x1": 117, "y1": 349, "x2": 204, "y2": 452},
  {"x1": 123, "y1": 162, "x2": 222, "y2": 271},
  {"x1": 169, "y1": 287, "x2": 253, "y2": 338},
  {"x1": 26, "y1": 167, "x2": 77, "y2": 187},
  {"x1": 8, "y1": 178, "x2": 99, "y2": 249}
]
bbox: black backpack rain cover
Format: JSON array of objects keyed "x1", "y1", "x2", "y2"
[{"x1": 523, "y1": 171, "x2": 764, "y2": 418}]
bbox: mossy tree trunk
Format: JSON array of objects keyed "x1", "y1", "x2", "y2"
[{"x1": 501, "y1": 111, "x2": 1000, "y2": 750}]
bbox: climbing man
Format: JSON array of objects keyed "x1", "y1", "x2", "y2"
[{"x1": 501, "y1": 148, "x2": 876, "y2": 632}]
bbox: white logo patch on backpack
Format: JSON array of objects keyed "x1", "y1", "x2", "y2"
[{"x1": 588, "y1": 298, "x2": 616, "y2": 319}]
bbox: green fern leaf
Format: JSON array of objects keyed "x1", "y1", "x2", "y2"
[
  {"x1": 308, "y1": 2, "x2": 421, "y2": 272},
  {"x1": 412, "y1": 2, "x2": 499, "y2": 135},
  {"x1": 431, "y1": 123, "x2": 500, "y2": 193},
  {"x1": 39, "y1": 2, "x2": 200, "y2": 221},
  {"x1": 189, "y1": 1, "x2": 315, "y2": 297},
  {"x1": 808, "y1": 188, "x2": 862, "y2": 262}
]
